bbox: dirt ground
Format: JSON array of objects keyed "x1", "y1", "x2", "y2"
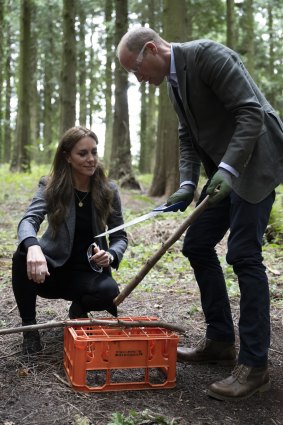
[{"x1": 0, "y1": 191, "x2": 282, "y2": 425}]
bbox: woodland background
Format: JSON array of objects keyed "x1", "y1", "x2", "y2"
[
  {"x1": 0, "y1": 1, "x2": 283, "y2": 424},
  {"x1": 0, "y1": 0, "x2": 282, "y2": 195}
]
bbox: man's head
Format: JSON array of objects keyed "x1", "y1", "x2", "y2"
[{"x1": 117, "y1": 26, "x2": 171, "y2": 86}]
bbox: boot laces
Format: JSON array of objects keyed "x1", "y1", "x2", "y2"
[
  {"x1": 195, "y1": 337, "x2": 207, "y2": 350},
  {"x1": 232, "y1": 364, "x2": 250, "y2": 380}
]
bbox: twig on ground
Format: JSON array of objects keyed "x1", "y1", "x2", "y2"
[
  {"x1": 0, "y1": 349, "x2": 22, "y2": 359},
  {"x1": 269, "y1": 347, "x2": 283, "y2": 355},
  {"x1": 266, "y1": 264, "x2": 281, "y2": 275},
  {"x1": 53, "y1": 372, "x2": 71, "y2": 387},
  {"x1": 8, "y1": 304, "x2": 17, "y2": 314}
]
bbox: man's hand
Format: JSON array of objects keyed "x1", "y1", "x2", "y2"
[
  {"x1": 166, "y1": 185, "x2": 195, "y2": 211},
  {"x1": 206, "y1": 169, "x2": 232, "y2": 204}
]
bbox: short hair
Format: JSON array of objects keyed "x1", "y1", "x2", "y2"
[{"x1": 117, "y1": 26, "x2": 161, "y2": 57}]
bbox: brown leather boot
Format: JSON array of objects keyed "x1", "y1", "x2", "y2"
[
  {"x1": 177, "y1": 338, "x2": 236, "y2": 365},
  {"x1": 208, "y1": 364, "x2": 271, "y2": 401}
]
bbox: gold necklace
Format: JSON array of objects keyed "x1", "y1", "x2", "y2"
[{"x1": 74, "y1": 190, "x2": 89, "y2": 207}]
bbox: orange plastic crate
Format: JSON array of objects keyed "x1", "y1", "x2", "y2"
[{"x1": 64, "y1": 316, "x2": 179, "y2": 392}]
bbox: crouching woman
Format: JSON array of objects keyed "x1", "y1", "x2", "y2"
[{"x1": 12, "y1": 126, "x2": 128, "y2": 354}]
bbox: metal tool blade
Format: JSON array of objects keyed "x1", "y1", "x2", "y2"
[
  {"x1": 94, "y1": 210, "x2": 159, "y2": 238},
  {"x1": 94, "y1": 200, "x2": 187, "y2": 238}
]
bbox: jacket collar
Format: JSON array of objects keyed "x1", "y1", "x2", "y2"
[{"x1": 171, "y1": 43, "x2": 198, "y2": 140}]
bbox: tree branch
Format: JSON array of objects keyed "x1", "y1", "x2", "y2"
[{"x1": 0, "y1": 318, "x2": 186, "y2": 335}]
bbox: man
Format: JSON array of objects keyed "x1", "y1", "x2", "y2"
[{"x1": 117, "y1": 27, "x2": 283, "y2": 401}]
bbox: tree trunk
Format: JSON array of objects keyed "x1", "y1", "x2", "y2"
[
  {"x1": 139, "y1": 0, "x2": 157, "y2": 174},
  {"x1": 78, "y1": 1, "x2": 87, "y2": 127},
  {"x1": 146, "y1": 85, "x2": 157, "y2": 172},
  {"x1": 60, "y1": 0, "x2": 76, "y2": 135},
  {"x1": 149, "y1": 82, "x2": 168, "y2": 196},
  {"x1": 0, "y1": 0, "x2": 4, "y2": 161},
  {"x1": 29, "y1": 4, "x2": 39, "y2": 160},
  {"x1": 186, "y1": 0, "x2": 193, "y2": 40},
  {"x1": 244, "y1": 0, "x2": 254, "y2": 76},
  {"x1": 149, "y1": 0, "x2": 187, "y2": 196},
  {"x1": 226, "y1": 0, "x2": 236, "y2": 49},
  {"x1": 103, "y1": 0, "x2": 113, "y2": 168},
  {"x1": 139, "y1": 82, "x2": 147, "y2": 173},
  {"x1": 88, "y1": 26, "x2": 95, "y2": 129},
  {"x1": 43, "y1": 10, "x2": 55, "y2": 162},
  {"x1": 10, "y1": 0, "x2": 33, "y2": 173},
  {"x1": 267, "y1": 2, "x2": 275, "y2": 106},
  {"x1": 109, "y1": 0, "x2": 139, "y2": 189},
  {"x1": 3, "y1": 0, "x2": 12, "y2": 163}
]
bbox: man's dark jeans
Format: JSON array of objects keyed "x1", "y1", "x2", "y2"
[{"x1": 182, "y1": 186, "x2": 275, "y2": 367}]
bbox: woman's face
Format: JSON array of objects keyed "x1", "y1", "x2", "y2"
[{"x1": 67, "y1": 136, "x2": 98, "y2": 179}]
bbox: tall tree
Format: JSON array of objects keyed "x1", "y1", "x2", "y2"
[
  {"x1": 139, "y1": 82, "x2": 147, "y2": 173},
  {"x1": 149, "y1": 0, "x2": 186, "y2": 197},
  {"x1": 0, "y1": 0, "x2": 282, "y2": 168},
  {"x1": 148, "y1": 83, "x2": 167, "y2": 195},
  {"x1": 186, "y1": 0, "x2": 193, "y2": 40},
  {"x1": 3, "y1": 0, "x2": 12, "y2": 163},
  {"x1": 244, "y1": 0, "x2": 255, "y2": 75},
  {"x1": 0, "y1": 0, "x2": 4, "y2": 161},
  {"x1": 78, "y1": 1, "x2": 87, "y2": 127},
  {"x1": 42, "y1": 2, "x2": 56, "y2": 160},
  {"x1": 226, "y1": 0, "x2": 236, "y2": 49},
  {"x1": 110, "y1": 0, "x2": 138, "y2": 188},
  {"x1": 139, "y1": 0, "x2": 157, "y2": 174},
  {"x1": 60, "y1": 0, "x2": 76, "y2": 134},
  {"x1": 266, "y1": 1, "x2": 275, "y2": 105},
  {"x1": 10, "y1": 0, "x2": 33, "y2": 172},
  {"x1": 29, "y1": 3, "x2": 39, "y2": 157},
  {"x1": 88, "y1": 23, "x2": 95, "y2": 129},
  {"x1": 103, "y1": 0, "x2": 114, "y2": 168}
]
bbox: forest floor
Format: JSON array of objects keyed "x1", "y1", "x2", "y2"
[{"x1": 0, "y1": 184, "x2": 283, "y2": 425}]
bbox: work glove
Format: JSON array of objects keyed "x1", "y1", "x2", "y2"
[
  {"x1": 166, "y1": 185, "x2": 195, "y2": 212},
  {"x1": 206, "y1": 168, "x2": 232, "y2": 204}
]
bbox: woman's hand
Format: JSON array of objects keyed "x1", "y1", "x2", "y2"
[
  {"x1": 91, "y1": 244, "x2": 112, "y2": 268},
  {"x1": 27, "y1": 245, "x2": 50, "y2": 283}
]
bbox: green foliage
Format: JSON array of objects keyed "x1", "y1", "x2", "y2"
[
  {"x1": 134, "y1": 173, "x2": 154, "y2": 190},
  {"x1": 218, "y1": 257, "x2": 239, "y2": 298},
  {"x1": 115, "y1": 227, "x2": 190, "y2": 293},
  {"x1": 107, "y1": 409, "x2": 180, "y2": 425},
  {"x1": 1, "y1": 0, "x2": 283, "y2": 170},
  {"x1": 0, "y1": 163, "x2": 49, "y2": 261},
  {"x1": 267, "y1": 186, "x2": 283, "y2": 243},
  {"x1": 187, "y1": 303, "x2": 201, "y2": 315},
  {"x1": 131, "y1": 192, "x2": 156, "y2": 206},
  {"x1": 190, "y1": 0, "x2": 226, "y2": 42},
  {"x1": 262, "y1": 241, "x2": 283, "y2": 307},
  {"x1": 0, "y1": 163, "x2": 50, "y2": 200},
  {"x1": 72, "y1": 414, "x2": 91, "y2": 425}
]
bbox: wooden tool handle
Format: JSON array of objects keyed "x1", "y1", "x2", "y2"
[{"x1": 113, "y1": 195, "x2": 210, "y2": 306}]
